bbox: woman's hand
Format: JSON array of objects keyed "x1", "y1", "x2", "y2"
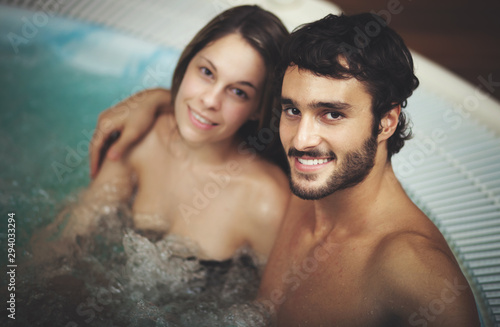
[{"x1": 89, "y1": 88, "x2": 172, "y2": 178}]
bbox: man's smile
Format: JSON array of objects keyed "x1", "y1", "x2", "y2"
[
  {"x1": 288, "y1": 148, "x2": 336, "y2": 172},
  {"x1": 294, "y1": 156, "x2": 335, "y2": 172},
  {"x1": 297, "y1": 158, "x2": 331, "y2": 165}
]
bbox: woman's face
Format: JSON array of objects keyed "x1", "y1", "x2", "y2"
[{"x1": 174, "y1": 33, "x2": 266, "y2": 146}]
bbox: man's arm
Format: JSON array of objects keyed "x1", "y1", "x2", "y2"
[{"x1": 89, "y1": 88, "x2": 171, "y2": 178}]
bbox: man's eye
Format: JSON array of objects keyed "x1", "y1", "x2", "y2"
[
  {"x1": 284, "y1": 108, "x2": 300, "y2": 116},
  {"x1": 325, "y1": 112, "x2": 343, "y2": 120}
]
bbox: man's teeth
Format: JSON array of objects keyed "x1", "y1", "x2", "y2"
[
  {"x1": 192, "y1": 111, "x2": 215, "y2": 125},
  {"x1": 297, "y1": 158, "x2": 330, "y2": 165}
]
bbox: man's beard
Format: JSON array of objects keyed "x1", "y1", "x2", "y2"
[{"x1": 288, "y1": 133, "x2": 378, "y2": 200}]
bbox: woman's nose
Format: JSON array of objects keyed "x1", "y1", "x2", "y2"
[{"x1": 200, "y1": 85, "x2": 222, "y2": 111}]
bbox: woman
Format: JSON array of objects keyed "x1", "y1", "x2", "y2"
[{"x1": 43, "y1": 5, "x2": 290, "y2": 263}]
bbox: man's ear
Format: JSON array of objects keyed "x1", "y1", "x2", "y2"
[{"x1": 378, "y1": 104, "x2": 401, "y2": 142}]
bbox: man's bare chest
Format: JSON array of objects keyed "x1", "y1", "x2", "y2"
[{"x1": 271, "y1": 233, "x2": 385, "y2": 326}]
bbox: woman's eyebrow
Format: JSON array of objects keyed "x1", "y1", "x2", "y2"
[
  {"x1": 200, "y1": 56, "x2": 217, "y2": 72},
  {"x1": 237, "y1": 81, "x2": 257, "y2": 90},
  {"x1": 199, "y1": 55, "x2": 257, "y2": 90}
]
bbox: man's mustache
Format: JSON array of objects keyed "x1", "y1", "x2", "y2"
[{"x1": 287, "y1": 147, "x2": 336, "y2": 159}]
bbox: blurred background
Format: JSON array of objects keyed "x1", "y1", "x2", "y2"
[
  {"x1": 0, "y1": 1, "x2": 499, "y2": 325},
  {"x1": 329, "y1": 0, "x2": 500, "y2": 102}
]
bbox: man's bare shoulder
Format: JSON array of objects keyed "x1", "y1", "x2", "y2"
[
  {"x1": 371, "y1": 229, "x2": 458, "y2": 282},
  {"x1": 367, "y1": 228, "x2": 480, "y2": 326},
  {"x1": 369, "y1": 204, "x2": 458, "y2": 278}
]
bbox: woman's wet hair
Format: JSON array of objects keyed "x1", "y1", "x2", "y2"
[
  {"x1": 170, "y1": 6, "x2": 289, "y2": 169},
  {"x1": 278, "y1": 13, "x2": 419, "y2": 159}
]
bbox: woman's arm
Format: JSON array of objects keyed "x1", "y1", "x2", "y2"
[
  {"x1": 64, "y1": 157, "x2": 135, "y2": 238},
  {"x1": 30, "y1": 156, "x2": 135, "y2": 262},
  {"x1": 89, "y1": 88, "x2": 172, "y2": 178}
]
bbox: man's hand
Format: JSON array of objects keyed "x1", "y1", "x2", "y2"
[{"x1": 89, "y1": 88, "x2": 172, "y2": 178}]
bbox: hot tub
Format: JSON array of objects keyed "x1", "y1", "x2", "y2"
[{"x1": 1, "y1": 0, "x2": 499, "y2": 326}]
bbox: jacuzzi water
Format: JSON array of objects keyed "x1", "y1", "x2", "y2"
[
  {"x1": 0, "y1": 5, "x2": 177, "y2": 240},
  {"x1": 0, "y1": 6, "x2": 270, "y2": 327},
  {"x1": 1, "y1": 3, "x2": 497, "y2": 326}
]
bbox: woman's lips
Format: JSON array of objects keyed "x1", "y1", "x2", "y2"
[{"x1": 188, "y1": 107, "x2": 217, "y2": 130}]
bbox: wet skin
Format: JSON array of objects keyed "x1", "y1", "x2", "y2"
[
  {"x1": 49, "y1": 34, "x2": 290, "y2": 263},
  {"x1": 258, "y1": 67, "x2": 479, "y2": 327}
]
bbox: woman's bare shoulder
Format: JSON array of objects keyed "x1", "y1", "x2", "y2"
[
  {"x1": 236, "y1": 157, "x2": 290, "y2": 222},
  {"x1": 228, "y1": 157, "x2": 290, "y2": 258},
  {"x1": 127, "y1": 112, "x2": 177, "y2": 164},
  {"x1": 242, "y1": 156, "x2": 289, "y2": 190}
]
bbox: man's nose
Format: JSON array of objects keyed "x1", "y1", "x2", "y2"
[{"x1": 293, "y1": 115, "x2": 321, "y2": 151}]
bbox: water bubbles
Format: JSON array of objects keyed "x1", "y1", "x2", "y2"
[
  {"x1": 222, "y1": 302, "x2": 272, "y2": 327},
  {"x1": 13, "y1": 209, "x2": 267, "y2": 326}
]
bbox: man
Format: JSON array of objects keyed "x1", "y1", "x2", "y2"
[
  {"x1": 90, "y1": 13, "x2": 480, "y2": 327},
  {"x1": 257, "y1": 13, "x2": 479, "y2": 326}
]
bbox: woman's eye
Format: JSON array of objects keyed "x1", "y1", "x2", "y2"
[
  {"x1": 232, "y1": 88, "x2": 248, "y2": 99},
  {"x1": 325, "y1": 112, "x2": 343, "y2": 120},
  {"x1": 201, "y1": 67, "x2": 213, "y2": 77}
]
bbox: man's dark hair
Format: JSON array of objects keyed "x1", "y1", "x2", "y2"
[{"x1": 278, "y1": 13, "x2": 419, "y2": 158}]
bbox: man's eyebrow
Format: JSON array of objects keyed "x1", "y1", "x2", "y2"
[
  {"x1": 281, "y1": 97, "x2": 352, "y2": 110},
  {"x1": 312, "y1": 101, "x2": 352, "y2": 110},
  {"x1": 200, "y1": 55, "x2": 257, "y2": 90},
  {"x1": 281, "y1": 97, "x2": 295, "y2": 106}
]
